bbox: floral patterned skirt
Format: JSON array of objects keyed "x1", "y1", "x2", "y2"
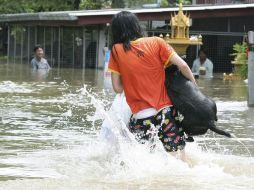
[{"x1": 129, "y1": 106, "x2": 185, "y2": 152}]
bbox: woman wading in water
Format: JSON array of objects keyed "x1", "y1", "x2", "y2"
[{"x1": 108, "y1": 11, "x2": 196, "y2": 155}]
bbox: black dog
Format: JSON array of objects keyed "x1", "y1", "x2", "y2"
[{"x1": 165, "y1": 65, "x2": 231, "y2": 138}]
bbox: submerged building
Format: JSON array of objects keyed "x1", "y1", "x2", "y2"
[{"x1": 0, "y1": 1, "x2": 254, "y2": 72}]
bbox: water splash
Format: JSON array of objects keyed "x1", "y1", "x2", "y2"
[
  {"x1": 0, "y1": 81, "x2": 33, "y2": 93},
  {"x1": 0, "y1": 81, "x2": 254, "y2": 190}
]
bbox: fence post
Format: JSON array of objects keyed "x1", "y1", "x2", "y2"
[
  {"x1": 58, "y1": 26, "x2": 61, "y2": 68},
  {"x1": 27, "y1": 26, "x2": 30, "y2": 64},
  {"x1": 82, "y1": 27, "x2": 86, "y2": 69},
  {"x1": 7, "y1": 25, "x2": 10, "y2": 64},
  {"x1": 248, "y1": 31, "x2": 254, "y2": 107}
]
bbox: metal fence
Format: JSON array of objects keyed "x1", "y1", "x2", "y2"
[
  {"x1": 6, "y1": 23, "x2": 246, "y2": 73},
  {"x1": 7, "y1": 25, "x2": 101, "y2": 68},
  {"x1": 186, "y1": 34, "x2": 242, "y2": 73},
  {"x1": 147, "y1": 30, "x2": 243, "y2": 73}
]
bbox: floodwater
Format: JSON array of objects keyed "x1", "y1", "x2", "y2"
[{"x1": 0, "y1": 63, "x2": 253, "y2": 190}]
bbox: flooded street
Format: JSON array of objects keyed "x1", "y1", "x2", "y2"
[{"x1": 0, "y1": 64, "x2": 253, "y2": 190}]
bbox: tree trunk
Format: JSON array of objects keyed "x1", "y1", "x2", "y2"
[{"x1": 73, "y1": 0, "x2": 81, "y2": 10}]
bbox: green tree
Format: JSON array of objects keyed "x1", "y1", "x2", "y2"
[
  {"x1": 0, "y1": 0, "x2": 82, "y2": 14},
  {"x1": 167, "y1": 0, "x2": 192, "y2": 6},
  {"x1": 231, "y1": 42, "x2": 248, "y2": 79},
  {"x1": 161, "y1": 0, "x2": 169, "y2": 7},
  {"x1": 0, "y1": 0, "x2": 31, "y2": 14},
  {"x1": 126, "y1": 0, "x2": 155, "y2": 8},
  {"x1": 80, "y1": 0, "x2": 103, "y2": 9},
  {"x1": 112, "y1": 0, "x2": 125, "y2": 8},
  {"x1": 0, "y1": 0, "x2": 192, "y2": 13}
]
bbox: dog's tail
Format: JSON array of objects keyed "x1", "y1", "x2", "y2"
[{"x1": 209, "y1": 122, "x2": 231, "y2": 137}]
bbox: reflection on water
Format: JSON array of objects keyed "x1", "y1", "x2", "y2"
[{"x1": 0, "y1": 64, "x2": 253, "y2": 190}]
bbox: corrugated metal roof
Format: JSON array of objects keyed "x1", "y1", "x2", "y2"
[
  {"x1": 0, "y1": 3, "x2": 253, "y2": 23},
  {"x1": 0, "y1": 12, "x2": 77, "y2": 22},
  {"x1": 70, "y1": 3, "x2": 254, "y2": 16}
]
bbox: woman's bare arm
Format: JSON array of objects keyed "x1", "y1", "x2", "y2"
[{"x1": 111, "y1": 73, "x2": 124, "y2": 93}]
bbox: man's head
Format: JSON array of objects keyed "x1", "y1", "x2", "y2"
[
  {"x1": 198, "y1": 49, "x2": 207, "y2": 62},
  {"x1": 34, "y1": 45, "x2": 44, "y2": 59},
  {"x1": 111, "y1": 11, "x2": 143, "y2": 51}
]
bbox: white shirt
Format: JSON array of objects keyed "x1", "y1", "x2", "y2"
[
  {"x1": 132, "y1": 108, "x2": 158, "y2": 119},
  {"x1": 31, "y1": 57, "x2": 50, "y2": 70},
  {"x1": 132, "y1": 105, "x2": 171, "y2": 120},
  {"x1": 192, "y1": 58, "x2": 213, "y2": 78}
]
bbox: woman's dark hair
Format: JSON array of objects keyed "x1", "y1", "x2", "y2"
[
  {"x1": 34, "y1": 44, "x2": 43, "y2": 52},
  {"x1": 111, "y1": 11, "x2": 143, "y2": 59}
]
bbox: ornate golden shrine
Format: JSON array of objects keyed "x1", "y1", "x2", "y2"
[{"x1": 160, "y1": 0, "x2": 202, "y2": 55}]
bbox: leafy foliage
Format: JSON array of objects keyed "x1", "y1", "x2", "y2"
[
  {"x1": 80, "y1": 0, "x2": 103, "y2": 9},
  {"x1": 161, "y1": 0, "x2": 169, "y2": 7},
  {"x1": 182, "y1": 0, "x2": 192, "y2": 5},
  {"x1": 111, "y1": 0, "x2": 125, "y2": 8},
  {"x1": 0, "y1": 0, "x2": 194, "y2": 13},
  {"x1": 231, "y1": 42, "x2": 248, "y2": 79},
  {"x1": 0, "y1": 0, "x2": 32, "y2": 14},
  {"x1": 0, "y1": 0, "x2": 82, "y2": 13},
  {"x1": 231, "y1": 42, "x2": 248, "y2": 65},
  {"x1": 239, "y1": 62, "x2": 248, "y2": 79},
  {"x1": 167, "y1": 0, "x2": 192, "y2": 6}
]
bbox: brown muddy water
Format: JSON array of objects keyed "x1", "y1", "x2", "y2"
[{"x1": 0, "y1": 63, "x2": 253, "y2": 190}]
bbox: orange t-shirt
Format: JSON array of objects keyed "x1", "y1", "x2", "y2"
[{"x1": 108, "y1": 36, "x2": 175, "y2": 114}]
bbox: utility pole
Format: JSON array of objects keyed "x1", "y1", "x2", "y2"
[{"x1": 248, "y1": 31, "x2": 254, "y2": 107}]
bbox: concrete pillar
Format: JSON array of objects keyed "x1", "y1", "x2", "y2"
[
  {"x1": 98, "y1": 29, "x2": 106, "y2": 69},
  {"x1": 248, "y1": 49, "x2": 254, "y2": 107},
  {"x1": 248, "y1": 31, "x2": 254, "y2": 107}
]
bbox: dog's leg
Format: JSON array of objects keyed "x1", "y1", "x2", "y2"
[{"x1": 185, "y1": 135, "x2": 194, "y2": 142}]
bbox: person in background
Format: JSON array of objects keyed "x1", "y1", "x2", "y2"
[
  {"x1": 31, "y1": 45, "x2": 50, "y2": 70},
  {"x1": 109, "y1": 11, "x2": 196, "y2": 155},
  {"x1": 192, "y1": 49, "x2": 213, "y2": 78}
]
